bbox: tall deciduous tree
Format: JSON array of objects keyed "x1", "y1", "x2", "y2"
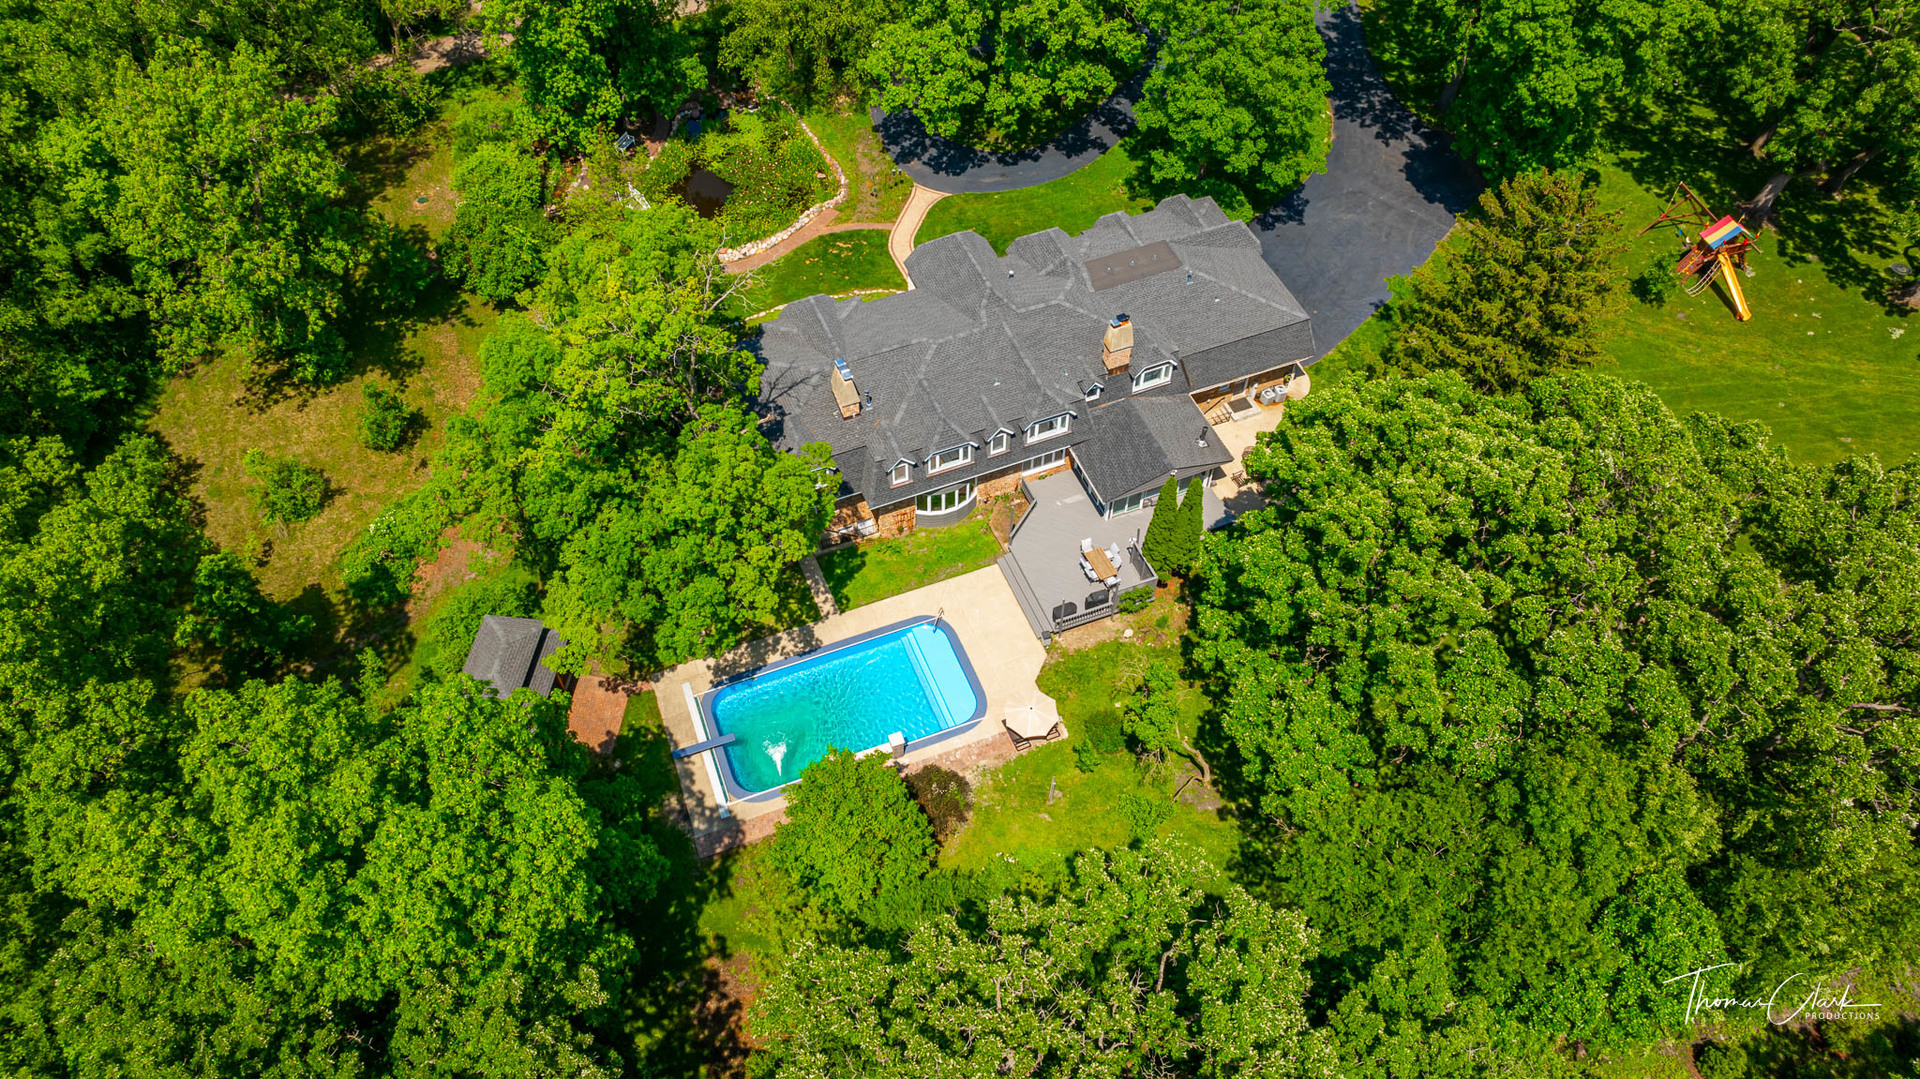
[
  {"x1": 1193, "y1": 372, "x2": 1919, "y2": 1061},
  {"x1": 444, "y1": 144, "x2": 554, "y2": 303},
  {"x1": 486, "y1": 0, "x2": 705, "y2": 148},
  {"x1": 97, "y1": 40, "x2": 366, "y2": 381},
  {"x1": 1133, "y1": 0, "x2": 1330, "y2": 202},
  {"x1": 768, "y1": 748, "x2": 935, "y2": 915},
  {"x1": 754, "y1": 841, "x2": 1335, "y2": 1077},
  {"x1": 862, "y1": 0, "x2": 1145, "y2": 148},
  {"x1": 1380, "y1": 169, "x2": 1625, "y2": 392},
  {"x1": 1365, "y1": 0, "x2": 1707, "y2": 176},
  {"x1": 721, "y1": 0, "x2": 896, "y2": 102}
]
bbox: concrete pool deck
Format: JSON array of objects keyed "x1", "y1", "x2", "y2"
[{"x1": 654, "y1": 564, "x2": 1048, "y2": 855}]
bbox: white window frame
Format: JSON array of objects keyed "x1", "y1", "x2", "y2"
[
  {"x1": 1084, "y1": 383, "x2": 1103, "y2": 401},
  {"x1": 1131, "y1": 364, "x2": 1175, "y2": 392},
  {"x1": 927, "y1": 443, "x2": 974, "y2": 475},
  {"x1": 915, "y1": 479, "x2": 977, "y2": 516},
  {"x1": 889, "y1": 460, "x2": 911, "y2": 487},
  {"x1": 988, "y1": 429, "x2": 1012, "y2": 456},
  {"x1": 1026, "y1": 413, "x2": 1072, "y2": 444},
  {"x1": 1019, "y1": 448, "x2": 1068, "y2": 474},
  {"x1": 1109, "y1": 490, "x2": 1151, "y2": 517}
]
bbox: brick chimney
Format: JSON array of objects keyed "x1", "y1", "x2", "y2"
[
  {"x1": 1101, "y1": 314, "x2": 1133, "y2": 375},
  {"x1": 830, "y1": 357, "x2": 861, "y2": 419}
]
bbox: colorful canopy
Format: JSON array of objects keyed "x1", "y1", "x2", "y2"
[{"x1": 1701, "y1": 215, "x2": 1745, "y2": 249}]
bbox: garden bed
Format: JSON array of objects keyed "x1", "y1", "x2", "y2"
[{"x1": 639, "y1": 109, "x2": 838, "y2": 248}]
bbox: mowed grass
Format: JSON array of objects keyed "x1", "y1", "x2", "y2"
[
  {"x1": 149, "y1": 295, "x2": 494, "y2": 600},
  {"x1": 940, "y1": 741, "x2": 1239, "y2": 884},
  {"x1": 814, "y1": 510, "x2": 1003, "y2": 610},
  {"x1": 736, "y1": 229, "x2": 903, "y2": 317},
  {"x1": 916, "y1": 143, "x2": 1157, "y2": 254},
  {"x1": 801, "y1": 104, "x2": 913, "y2": 225}
]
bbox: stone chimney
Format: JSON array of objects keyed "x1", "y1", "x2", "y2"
[
  {"x1": 1101, "y1": 314, "x2": 1133, "y2": 375},
  {"x1": 830, "y1": 357, "x2": 861, "y2": 419}
]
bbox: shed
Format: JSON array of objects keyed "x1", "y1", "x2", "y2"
[{"x1": 462, "y1": 615, "x2": 570, "y2": 699}]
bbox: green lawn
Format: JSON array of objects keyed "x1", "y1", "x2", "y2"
[
  {"x1": 800, "y1": 105, "x2": 913, "y2": 225},
  {"x1": 736, "y1": 229, "x2": 903, "y2": 317},
  {"x1": 916, "y1": 143, "x2": 1157, "y2": 254},
  {"x1": 814, "y1": 510, "x2": 1002, "y2": 609}
]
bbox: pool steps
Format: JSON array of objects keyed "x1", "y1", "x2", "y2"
[{"x1": 899, "y1": 626, "x2": 953, "y2": 728}]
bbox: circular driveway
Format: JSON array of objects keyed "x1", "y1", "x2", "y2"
[{"x1": 872, "y1": 3, "x2": 1482, "y2": 356}]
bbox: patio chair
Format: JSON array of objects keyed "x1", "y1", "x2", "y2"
[
  {"x1": 1080, "y1": 558, "x2": 1098, "y2": 582},
  {"x1": 1080, "y1": 537, "x2": 1094, "y2": 553}
]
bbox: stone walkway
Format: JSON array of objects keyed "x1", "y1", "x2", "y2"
[
  {"x1": 797, "y1": 555, "x2": 838, "y2": 617},
  {"x1": 722, "y1": 214, "x2": 889, "y2": 275},
  {"x1": 889, "y1": 185, "x2": 949, "y2": 286}
]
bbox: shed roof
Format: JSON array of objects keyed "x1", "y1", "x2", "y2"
[{"x1": 462, "y1": 615, "x2": 567, "y2": 699}]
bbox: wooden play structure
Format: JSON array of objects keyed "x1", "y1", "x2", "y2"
[{"x1": 1640, "y1": 182, "x2": 1756, "y2": 321}]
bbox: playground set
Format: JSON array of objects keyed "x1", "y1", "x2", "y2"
[{"x1": 1640, "y1": 182, "x2": 1757, "y2": 321}]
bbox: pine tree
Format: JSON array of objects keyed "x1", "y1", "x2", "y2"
[
  {"x1": 1140, "y1": 474, "x2": 1182, "y2": 575},
  {"x1": 1379, "y1": 169, "x2": 1625, "y2": 393}
]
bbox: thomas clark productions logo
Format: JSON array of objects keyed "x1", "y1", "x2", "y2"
[{"x1": 1664, "y1": 963, "x2": 1881, "y2": 1025}]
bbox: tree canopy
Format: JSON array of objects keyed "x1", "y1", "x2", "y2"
[
  {"x1": 1132, "y1": 0, "x2": 1330, "y2": 202},
  {"x1": 768, "y1": 748, "x2": 936, "y2": 915},
  {"x1": 754, "y1": 840, "x2": 1336, "y2": 1078},
  {"x1": 862, "y1": 0, "x2": 1145, "y2": 148},
  {"x1": 1192, "y1": 372, "x2": 1920, "y2": 1063}
]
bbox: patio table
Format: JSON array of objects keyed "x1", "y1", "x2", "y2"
[{"x1": 1085, "y1": 547, "x2": 1117, "y2": 582}]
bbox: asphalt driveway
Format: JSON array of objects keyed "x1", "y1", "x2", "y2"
[
  {"x1": 870, "y1": 4, "x2": 1481, "y2": 356},
  {"x1": 1258, "y1": 4, "x2": 1481, "y2": 357}
]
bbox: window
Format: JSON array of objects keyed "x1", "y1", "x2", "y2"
[
  {"x1": 915, "y1": 480, "x2": 976, "y2": 516},
  {"x1": 1026, "y1": 413, "x2": 1071, "y2": 443},
  {"x1": 1019, "y1": 448, "x2": 1068, "y2": 474},
  {"x1": 1084, "y1": 384, "x2": 1102, "y2": 401},
  {"x1": 1109, "y1": 490, "x2": 1151, "y2": 517},
  {"x1": 890, "y1": 461, "x2": 911, "y2": 486},
  {"x1": 928, "y1": 443, "x2": 974, "y2": 475},
  {"x1": 988, "y1": 430, "x2": 1011, "y2": 455},
  {"x1": 1132, "y1": 364, "x2": 1175, "y2": 392}
]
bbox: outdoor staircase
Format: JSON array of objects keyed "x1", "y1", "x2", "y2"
[{"x1": 996, "y1": 554, "x2": 1052, "y2": 641}]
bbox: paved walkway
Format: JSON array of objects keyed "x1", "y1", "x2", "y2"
[
  {"x1": 797, "y1": 555, "x2": 838, "y2": 617},
  {"x1": 652, "y1": 565, "x2": 1047, "y2": 854},
  {"x1": 889, "y1": 185, "x2": 949, "y2": 286},
  {"x1": 723, "y1": 213, "x2": 890, "y2": 275}
]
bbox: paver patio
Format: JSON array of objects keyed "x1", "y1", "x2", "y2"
[{"x1": 653, "y1": 564, "x2": 1047, "y2": 854}]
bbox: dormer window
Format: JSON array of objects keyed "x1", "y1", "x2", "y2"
[
  {"x1": 1132, "y1": 363, "x2": 1175, "y2": 392},
  {"x1": 1026, "y1": 413, "x2": 1071, "y2": 443},
  {"x1": 1084, "y1": 383, "x2": 1103, "y2": 402},
  {"x1": 988, "y1": 430, "x2": 1011, "y2": 455},
  {"x1": 890, "y1": 461, "x2": 911, "y2": 486},
  {"x1": 928, "y1": 443, "x2": 974, "y2": 475}
]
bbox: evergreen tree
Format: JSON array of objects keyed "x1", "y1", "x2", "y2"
[
  {"x1": 1178, "y1": 474, "x2": 1207, "y2": 572},
  {"x1": 1379, "y1": 169, "x2": 1625, "y2": 393},
  {"x1": 1139, "y1": 474, "x2": 1182, "y2": 575}
]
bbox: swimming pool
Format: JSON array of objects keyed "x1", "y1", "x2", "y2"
[{"x1": 700, "y1": 619, "x2": 984, "y2": 795}]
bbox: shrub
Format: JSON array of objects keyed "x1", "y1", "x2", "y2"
[
  {"x1": 640, "y1": 139, "x2": 697, "y2": 204},
  {"x1": 770, "y1": 748, "x2": 934, "y2": 916},
  {"x1": 1116, "y1": 586, "x2": 1155, "y2": 614},
  {"x1": 243, "y1": 450, "x2": 329, "y2": 524},
  {"x1": 359, "y1": 383, "x2": 418, "y2": 451},
  {"x1": 453, "y1": 98, "x2": 524, "y2": 158},
  {"x1": 443, "y1": 143, "x2": 552, "y2": 302},
  {"x1": 904, "y1": 765, "x2": 972, "y2": 842},
  {"x1": 340, "y1": 483, "x2": 457, "y2": 607},
  {"x1": 1630, "y1": 249, "x2": 1679, "y2": 306},
  {"x1": 1117, "y1": 790, "x2": 1173, "y2": 841},
  {"x1": 1693, "y1": 1042, "x2": 1746, "y2": 1079}
]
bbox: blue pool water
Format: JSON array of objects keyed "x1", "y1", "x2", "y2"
[{"x1": 707, "y1": 622, "x2": 979, "y2": 793}]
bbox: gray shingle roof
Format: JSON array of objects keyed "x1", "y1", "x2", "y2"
[
  {"x1": 756, "y1": 195, "x2": 1313, "y2": 505},
  {"x1": 462, "y1": 616, "x2": 566, "y2": 699},
  {"x1": 1075, "y1": 396, "x2": 1236, "y2": 504}
]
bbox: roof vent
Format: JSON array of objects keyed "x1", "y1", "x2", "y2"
[
  {"x1": 830, "y1": 357, "x2": 861, "y2": 419},
  {"x1": 1101, "y1": 315, "x2": 1134, "y2": 376}
]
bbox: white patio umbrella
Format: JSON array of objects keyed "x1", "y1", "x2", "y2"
[{"x1": 1003, "y1": 690, "x2": 1062, "y2": 740}]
